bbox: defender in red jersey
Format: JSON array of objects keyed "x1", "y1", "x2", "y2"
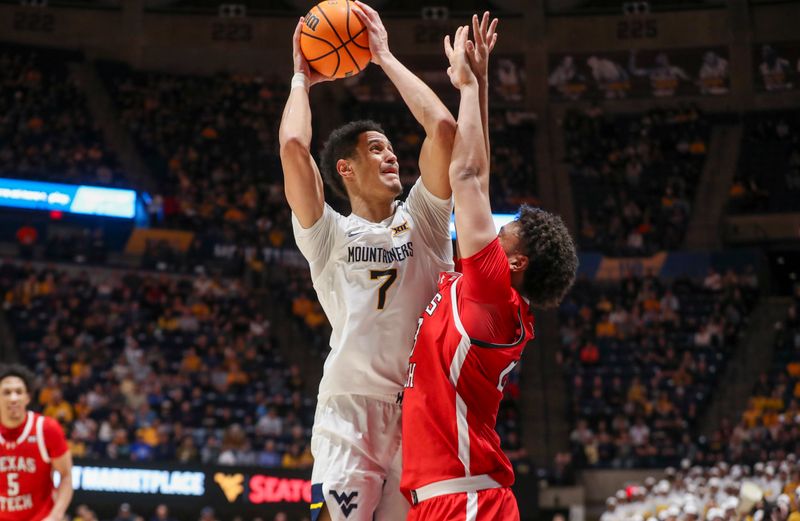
[
  {"x1": 0, "y1": 365, "x2": 72, "y2": 521},
  {"x1": 400, "y1": 18, "x2": 578, "y2": 521}
]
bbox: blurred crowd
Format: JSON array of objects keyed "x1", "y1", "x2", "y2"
[
  {"x1": 602, "y1": 459, "x2": 800, "y2": 521},
  {"x1": 0, "y1": 44, "x2": 125, "y2": 186},
  {"x1": 565, "y1": 105, "x2": 709, "y2": 256},
  {"x1": 730, "y1": 110, "x2": 800, "y2": 214},
  {"x1": 714, "y1": 283, "x2": 800, "y2": 467},
  {"x1": 1, "y1": 261, "x2": 315, "y2": 469},
  {"x1": 6, "y1": 39, "x2": 797, "y2": 521},
  {"x1": 557, "y1": 268, "x2": 758, "y2": 471},
  {"x1": 100, "y1": 63, "x2": 293, "y2": 246}
]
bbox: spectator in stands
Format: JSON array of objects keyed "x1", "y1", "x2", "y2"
[
  {"x1": 198, "y1": 507, "x2": 218, "y2": 521},
  {"x1": 73, "y1": 504, "x2": 99, "y2": 521},
  {"x1": 0, "y1": 46, "x2": 126, "y2": 187},
  {"x1": 113, "y1": 503, "x2": 137, "y2": 521},
  {"x1": 150, "y1": 505, "x2": 177, "y2": 521},
  {"x1": 0, "y1": 262, "x2": 318, "y2": 469},
  {"x1": 564, "y1": 106, "x2": 708, "y2": 255},
  {"x1": 560, "y1": 269, "x2": 757, "y2": 468}
]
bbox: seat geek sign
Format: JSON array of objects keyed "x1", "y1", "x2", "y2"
[{"x1": 214, "y1": 472, "x2": 312, "y2": 504}]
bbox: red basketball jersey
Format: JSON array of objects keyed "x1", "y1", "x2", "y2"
[
  {"x1": 401, "y1": 239, "x2": 534, "y2": 498},
  {"x1": 0, "y1": 412, "x2": 68, "y2": 521}
]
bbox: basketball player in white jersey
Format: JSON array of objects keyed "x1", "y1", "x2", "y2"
[{"x1": 279, "y1": 4, "x2": 499, "y2": 521}]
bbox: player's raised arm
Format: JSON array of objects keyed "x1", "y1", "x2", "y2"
[
  {"x1": 445, "y1": 26, "x2": 496, "y2": 259},
  {"x1": 467, "y1": 12, "x2": 498, "y2": 164},
  {"x1": 354, "y1": 1, "x2": 456, "y2": 200},
  {"x1": 279, "y1": 18, "x2": 330, "y2": 229}
]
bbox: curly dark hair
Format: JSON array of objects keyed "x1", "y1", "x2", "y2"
[
  {"x1": 515, "y1": 205, "x2": 578, "y2": 309},
  {"x1": 319, "y1": 120, "x2": 386, "y2": 201},
  {"x1": 0, "y1": 363, "x2": 35, "y2": 394}
]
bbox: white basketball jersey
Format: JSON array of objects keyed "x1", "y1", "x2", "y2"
[{"x1": 293, "y1": 178, "x2": 453, "y2": 400}]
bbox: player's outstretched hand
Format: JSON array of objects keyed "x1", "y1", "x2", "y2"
[
  {"x1": 468, "y1": 12, "x2": 498, "y2": 82},
  {"x1": 444, "y1": 26, "x2": 477, "y2": 90},
  {"x1": 292, "y1": 17, "x2": 332, "y2": 86},
  {"x1": 353, "y1": 1, "x2": 391, "y2": 66}
]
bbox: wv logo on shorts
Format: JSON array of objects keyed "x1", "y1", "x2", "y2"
[{"x1": 329, "y1": 490, "x2": 358, "y2": 517}]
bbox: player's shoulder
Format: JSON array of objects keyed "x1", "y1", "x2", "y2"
[
  {"x1": 402, "y1": 177, "x2": 450, "y2": 209},
  {"x1": 38, "y1": 413, "x2": 66, "y2": 437},
  {"x1": 438, "y1": 271, "x2": 462, "y2": 291}
]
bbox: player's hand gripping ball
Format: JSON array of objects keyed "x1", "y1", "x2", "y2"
[{"x1": 300, "y1": 0, "x2": 371, "y2": 79}]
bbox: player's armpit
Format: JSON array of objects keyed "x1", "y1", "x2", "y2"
[
  {"x1": 42, "y1": 416, "x2": 69, "y2": 459},
  {"x1": 404, "y1": 179, "x2": 453, "y2": 265}
]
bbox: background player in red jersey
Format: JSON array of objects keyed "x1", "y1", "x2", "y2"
[
  {"x1": 400, "y1": 18, "x2": 578, "y2": 521},
  {"x1": 0, "y1": 364, "x2": 72, "y2": 521}
]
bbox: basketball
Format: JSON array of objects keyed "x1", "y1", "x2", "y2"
[{"x1": 300, "y1": 0, "x2": 371, "y2": 79}]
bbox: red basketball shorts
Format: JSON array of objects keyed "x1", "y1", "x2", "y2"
[{"x1": 407, "y1": 487, "x2": 519, "y2": 521}]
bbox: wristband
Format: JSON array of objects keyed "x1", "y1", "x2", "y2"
[{"x1": 291, "y1": 72, "x2": 308, "y2": 91}]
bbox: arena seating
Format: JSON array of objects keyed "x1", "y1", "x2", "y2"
[
  {"x1": 98, "y1": 62, "x2": 292, "y2": 238},
  {"x1": 565, "y1": 106, "x2": 710, "y2": 256},
  {"x1": 558, "y1": 269, "x2": 758, "y2": 469},
  {"x1": 729, "y1": 110, "x2": 800, "y2": 214},
  {"x1": 603, "y1": 459, "x2": 800, "y2": 520},
  {"x1": 725, "y1": 284, "x2": 800, "y2": 466},
  {"x1": 0, "y1": 43, "x2": 126, "y2": 187},
  {"x1": 1, "y1": 262, "x2": 314, "y2": 467}
]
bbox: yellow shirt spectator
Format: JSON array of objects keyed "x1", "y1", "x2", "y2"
[
  {"x1": 742, "y1": 407, "x2": 760, "y2": 428},
  {"x1": 44, "y1": 399, "x2": 74, "y2": 424},
  {"x1": 628, "y1": 380, "x2": 646, "y2": 404},
  {"x1": 38, "y1": 385, "x2": 57, "y2": 407},
  {"x1": 596, "y1": 320, "x2": 616, "y2": 338},
  {"x1": 137, "y1": 425, "x2": 159, "y2": 447},
  {"x1": 227, "y1": 365, "x2": 249, "y2": 386},
  {"x1": 269, "y1": 229, "x2": 286, "y2": 248},
  {"x1": 68, "y1": 439, "x2": 87, "y2": 458},
  {"x1": 282, "y1": 446, "x2": 314, "y2": 469},
  {"x1": 181, "y1": 351, "x2": 202, "y2": 372},
  {"x1": 305, "y1": 304, "x2": 327, "y2": 329},
  {"x1": 596, "y1": 297, "x2": 613, "y2": 313},
  {"x1": 71, "y1": 361, "x2": 86, "y2": 379},
  {"x1": 292, "y1": 295, "x2": 313, "y2": 318},
  {"x1": 689, "y1": 140, "x2": 707, "y2": 155}
]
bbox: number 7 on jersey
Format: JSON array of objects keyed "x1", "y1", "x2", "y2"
[{"x1": 370, "y1": 269, "x2": 397, "y2": 310}]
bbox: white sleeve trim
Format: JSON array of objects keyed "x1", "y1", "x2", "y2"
[
  {"x1": 290, "y1": 204, "x2": 332, "y2": 233},
  {"x1": 411, "y1": 177, "x2": 453, "y2": 208},
  {"x1": 417, "y1": 176, "x2": 453, "y2": 206},
  {"x1": 36, "y1": 416, "x2": 51, "y2": 463}
]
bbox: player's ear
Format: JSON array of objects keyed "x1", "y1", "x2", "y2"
[
  {"x1": 509, "y1": 253, "x2": 529, "y2": 273},
  {"x1": 336, "y1": 158, "x2": 354, "y2": 180}
]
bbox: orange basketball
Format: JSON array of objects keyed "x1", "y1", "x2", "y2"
[{"x1": 300, "y1": 0, "x2": 371, "y2": 79}]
